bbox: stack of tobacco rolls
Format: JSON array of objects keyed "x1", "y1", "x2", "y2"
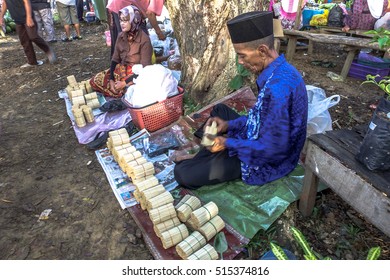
[
  {"x1": 71, "y1": 106, "x2": 86, "y2": 128},
  {"x1": 186, "y1": 201, "x2": 225, "y2": 242},
  {"x1": 133, "y1": 176, "x2": 159, "y2": 207},
  {"x1": 84, "y1": 92, "x2": 100, "y2": 109},
  {"x1": 128, "y1": 162, "x2": 155, "y2": 183},
  {"x1": 106, "y1": 128, "x2": 130, "y2": 149},
  {"x1": 66, "y1": 76, "x2": 99, "y2": 127},
  {"x1": 133, "y1": 177, "x2": 189, "y2": 249}
]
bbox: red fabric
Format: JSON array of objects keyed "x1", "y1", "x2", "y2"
[{"x1": 89, "y1": 64, "x2": 133, "y2": 98}]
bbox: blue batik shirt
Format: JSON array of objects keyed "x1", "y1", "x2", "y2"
[{"x1": 225, "y1": 54, "x2": 308, "y2": 185}]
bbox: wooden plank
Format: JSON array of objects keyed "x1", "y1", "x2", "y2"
[
  {"x1": 283, "y1": 29, "x2": 386, "y2": 51},
  {"x1": 309, "y1": 132, "x2": 390, "y2": 196},
  {"x1": 305, "y1": 143, "x2": 390, "y2": 237},
  {"x1": 316, "y1": 27, "x2": 374, "y2": 38},
  {"x1": 299, "y1": 162, "x2": 319, "y2": 216},
  {"x1": 341, "y1": 49, "x2": 359, "y2": 80}
]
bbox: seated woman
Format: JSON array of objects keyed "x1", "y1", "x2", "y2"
[
  {"x1": 90, "y1": 5, "x2": 153, "y2": 98},
  {"x1": 342, "y1": 0, "x2": 389, "y2": 32}
]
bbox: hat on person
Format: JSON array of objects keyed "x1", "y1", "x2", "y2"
[{"x1": 227, "y1": 11, "x2": 273, "y2": 43}]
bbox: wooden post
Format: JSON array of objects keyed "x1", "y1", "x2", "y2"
[
  {"x1": 299, "y1": 166, "x2": 319, "y2": 216},
  {"x1": 340, "y1": 48, "x2": 359, "y2": 81},
  {"x1": 294, "y1": 0, "x2": 305, "y2": 30}
]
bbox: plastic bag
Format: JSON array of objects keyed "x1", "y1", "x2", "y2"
[
  {"x1": 327, "y1": 5, "x2": 344, "y2": 27},
  {"x1": 124, "y1": 64, "x2": 178, "y2": 108},
  {"x1": 356, "y1": 98, "x2": 390, "y2": 171},
  {"x1": 310, "y1": 9, "x2": 329, "y2": 26},
  {"x1": 306, "y1": 85, "x2": 340, "y2": 135}
]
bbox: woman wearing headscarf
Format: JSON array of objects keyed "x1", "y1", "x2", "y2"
[{"x1": 90, "y1": 5, "x2": 153, "y2": 97}]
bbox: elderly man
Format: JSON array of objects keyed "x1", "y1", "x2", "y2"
[{"x1": 174, "y1": 11, "x2": 308, "y2": 189}]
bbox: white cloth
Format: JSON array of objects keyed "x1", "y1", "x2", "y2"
[
  {"x1": 375, "y1": 12, "x2": 390, "y2": 29},
  {"x1": 124, "y1": 64, "x2": 178, "y2": 108},
  {"x1": 367, "y1": 0, "x2": 385, "y2": 19}
]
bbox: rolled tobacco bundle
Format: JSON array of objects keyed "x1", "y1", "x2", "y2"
[
  {"x1": 175, "y1": 231, "x2": 207, "y2": 259},
  {"x1": 149, "y1": 203, "x2": 177, "y2": 225},
  {"x1": 160, "y1": 224, "x2": 189, "y2": 249},
  {"x1": 188, "y1": 201, "x2": 218, "y2": 228},
  {"x1": 198, "y1": 215, "x2": 225, "y2": 241},
  {"x1": 154, "y1": 217, "x2": 181, "y2": 237},
  {"x1": 187, "y1": 244, "x2": 218, "y2": 260},
  {"x1": 176, "y1": 195, "x2": 201, "y2": 222}
]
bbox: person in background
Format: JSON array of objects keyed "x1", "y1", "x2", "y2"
[
  {"x1": 0, "y1": 0, "x2": 57, "y2": 67},
  {"x1": 76, "y1": 0, "x2": 84, "y2": 22},
  {"x1": 31, "y1": 0, "x2": 57, "y2": 43},
  {"x1": 269, "y1": 0, "x2": 307, "y2": 30},
  {"x1": 174, "y1": 11, "x2": 308, "y2": 189},
  {"x1": 343, "y1": 0, "x2": 389, "y2": 32},
  {"x1": 56, "y1": 0, "x2": 82, "y2": 42},
  {"x1": 374, "y1": 1, "x2": 390, "y2": 30},
  {"x1": 89, "y1": 5, "x2": 152, "y2": 97},
  {"x1": 106, "y1": 0, "x2": 166, "y2": 57}
]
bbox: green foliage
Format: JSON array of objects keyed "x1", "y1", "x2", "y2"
[
  {"x1": 214, "y1": 232, "x2": 228, "y2": 260},
  {"x1": 361, "y1": 75, "x2": 390, "y2": 100},
  {"x1": 183, "y1": 94, "x2": 201, "y2": 115},
  {"x1": 270, "y1": 242, "x2": 289, "y2": 260},
  {"x1": 364, "y1": 28, "x2": 390, "y2": 49},
  {"x1": 367, "y1": 247, "x2": 381, "y2": 260},
  {"x1": 228, "y1": 55, "x2": 251, "y2": 90},
  {"x1": 345, "y1": 0, "x2": 353, "y2": 9},
  {"x1": 291, "y1": 226, "x2": 318, "y2": 260},
  {"x1": 345, "y1": 223, "x2": 362, "y2": 240},
  {"x1": 245, "y1": 226, "x2": 276, "y2": 258}
]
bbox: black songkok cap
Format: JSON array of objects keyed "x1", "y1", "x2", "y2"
[{"x1": 227, "y1": 11, "x2": 273, "y2": 44}]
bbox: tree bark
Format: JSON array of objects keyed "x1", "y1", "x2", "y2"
[{"x1": 165, "y1": 0, "x2": 264, "y2": 105}]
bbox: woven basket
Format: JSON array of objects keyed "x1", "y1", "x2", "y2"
[{"x1": 123, "y1": 87, "x2": 184, "y2": 132}]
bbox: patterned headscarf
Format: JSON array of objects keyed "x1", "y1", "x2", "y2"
[{"x1": 119, "y1": 5, "x2": 142, "y2": 40}]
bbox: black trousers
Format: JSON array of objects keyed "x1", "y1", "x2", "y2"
[
  {"x1": 174, "y1": 104, "x2": 242, "y2": 189},
  {"x1": 76, "y1": 0, "x2": 84, "y2": 21}
]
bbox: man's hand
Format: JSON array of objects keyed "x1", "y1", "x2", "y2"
[
  {"x1": 26, "y1": 16, "x2": 34, "y2": 27},
  {"x1": 206, "y1": 136, "x2": 226, "y2": 153},
  {"x1": 205, "y1": 117, "x2": 228, "y2": 134}
]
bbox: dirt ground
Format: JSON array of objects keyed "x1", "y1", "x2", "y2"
[{"x1": 0, "y1": 22, "x2": 389, "y2": 260}]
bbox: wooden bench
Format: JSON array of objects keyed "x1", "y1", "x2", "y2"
[
  {"x1": 283, "y1": 29, "x2": 389, "y2": 81},
  {"x1": 299, "y1": 126, "x2": 390, "y2": 237}
]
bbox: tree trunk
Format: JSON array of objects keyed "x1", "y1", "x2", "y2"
[{"x1": 165, "y1": 0, "x2": 264, "y2": 105}]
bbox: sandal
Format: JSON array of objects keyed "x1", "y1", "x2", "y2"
[{"x1": 73, "y1": 35, "x2": 83, "y2": 40}]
